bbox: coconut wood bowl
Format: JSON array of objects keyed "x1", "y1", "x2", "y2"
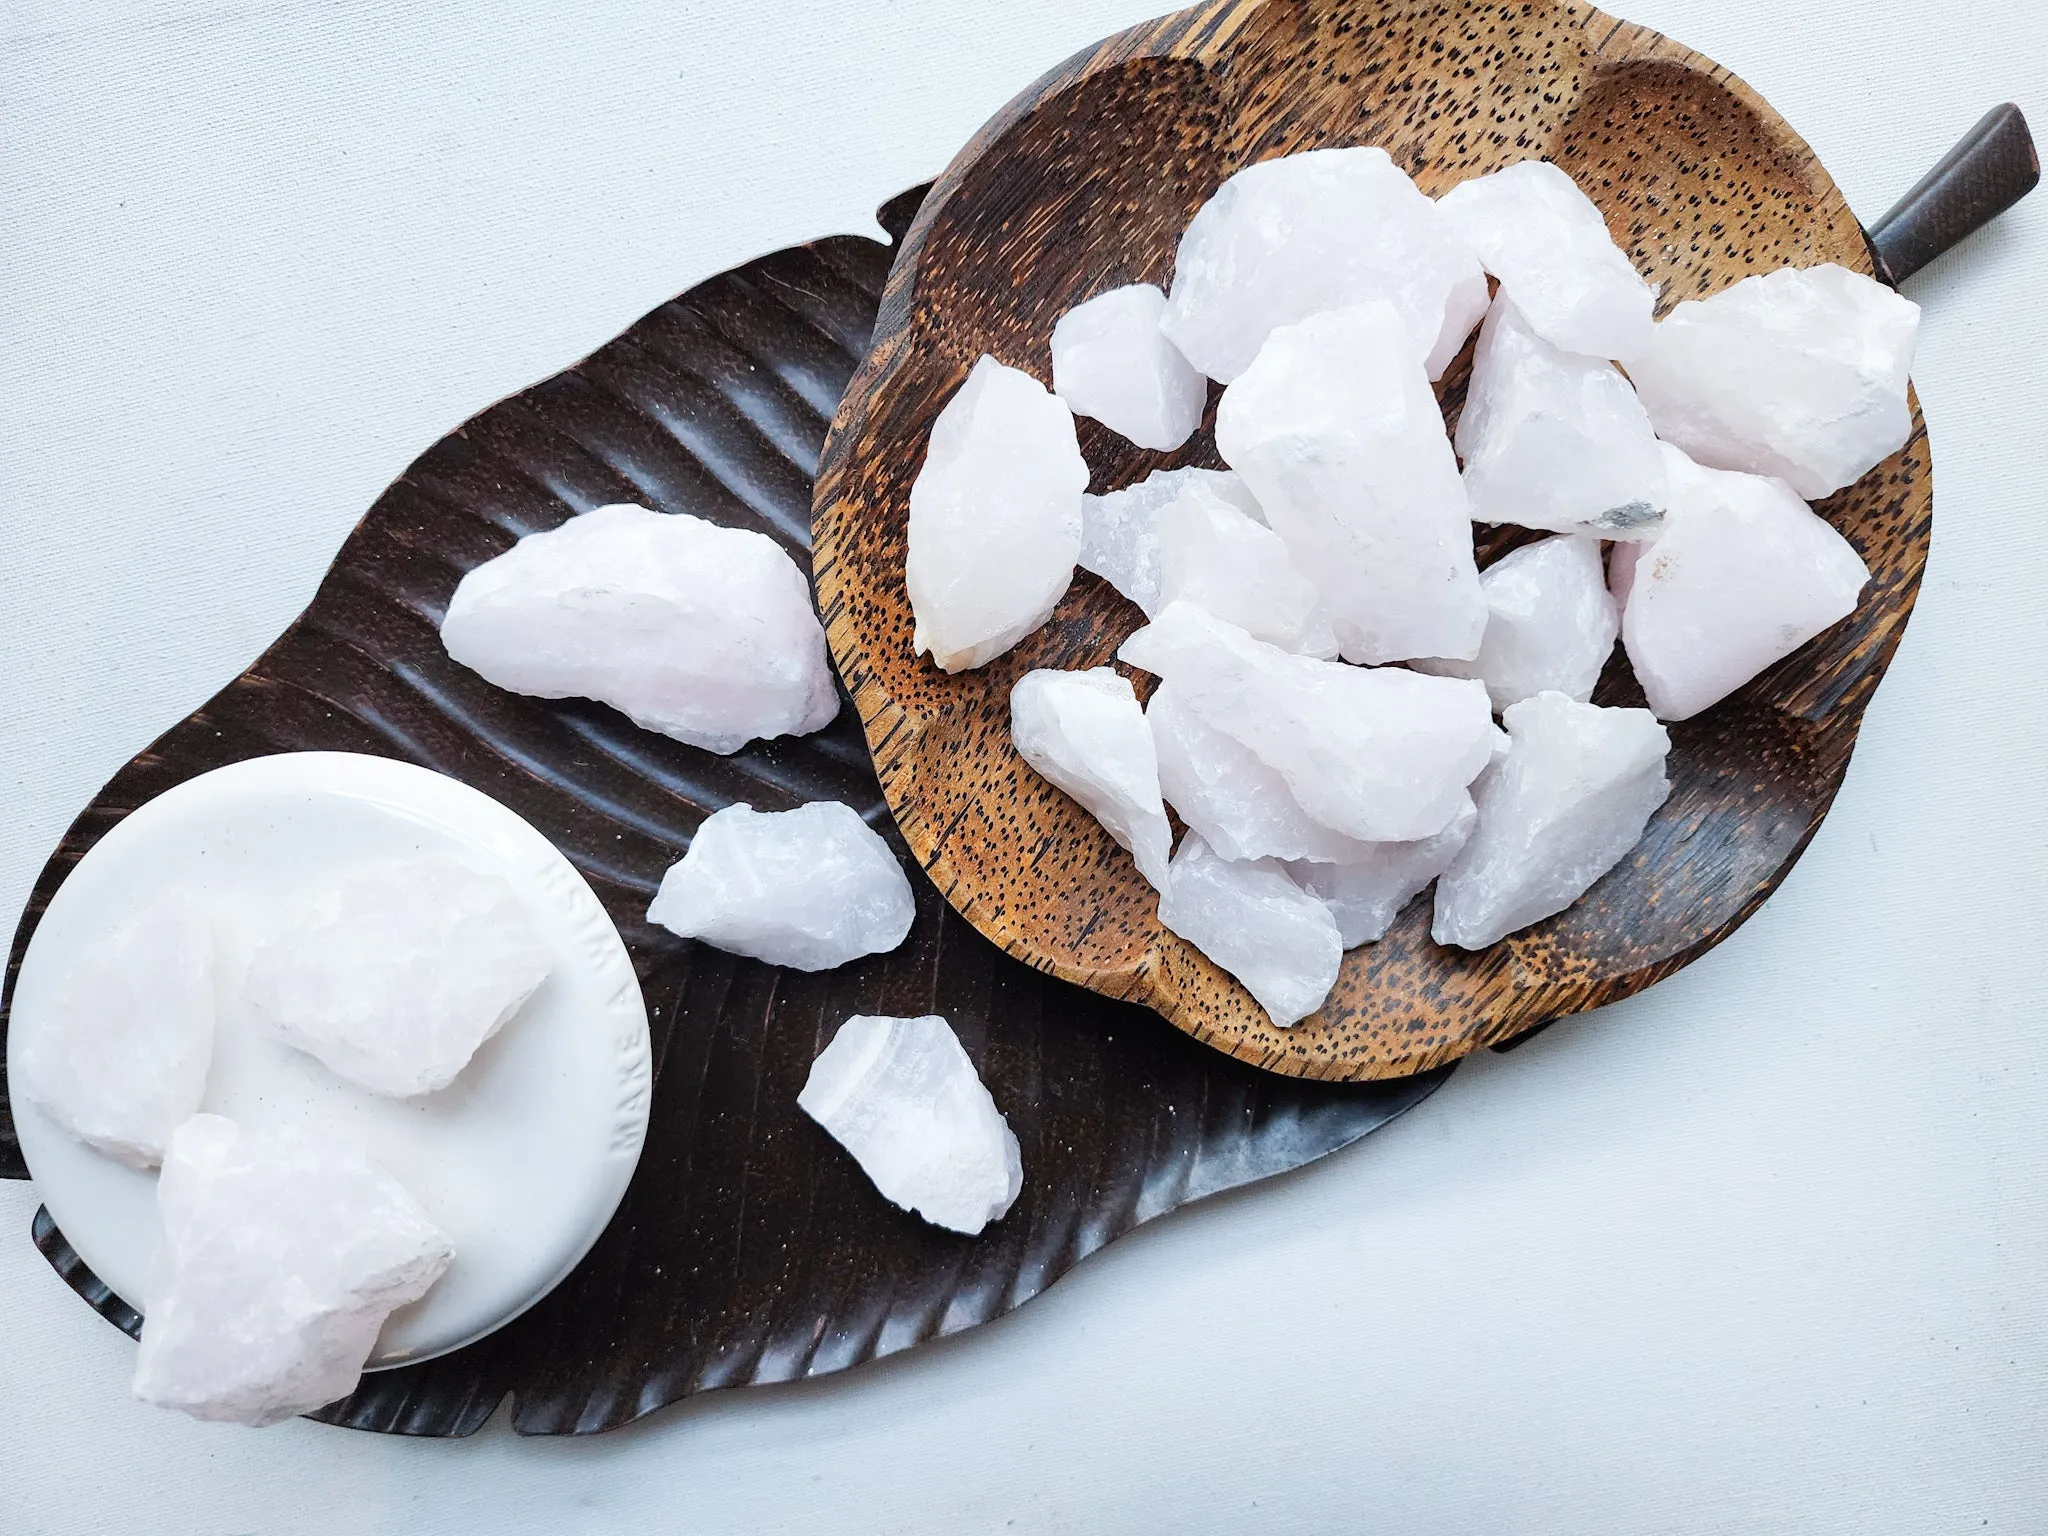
[{"x1": 812, "y1": 0, "x2": 2036, "y2": 1081}]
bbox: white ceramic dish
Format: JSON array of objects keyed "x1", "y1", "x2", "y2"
[{"x1": 7, "y1": 752, "x2": 651, "y2": 1368}]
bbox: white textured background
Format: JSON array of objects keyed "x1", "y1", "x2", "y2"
[{"x1": 3, "y1": 2, "x2": 2044, "y2": 1531}]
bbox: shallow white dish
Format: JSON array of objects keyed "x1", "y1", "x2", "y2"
[{"x1": 7, "y1": 752, "x2": 652, "y2": 1368}]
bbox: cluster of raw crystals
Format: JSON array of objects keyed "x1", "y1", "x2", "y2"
[
  {"x1": 896, "y1": 144, "x2": 1910, "y2": 1028},
  {"x1": 22, "y1": 849, "x2": 563, "y2": 1423}
]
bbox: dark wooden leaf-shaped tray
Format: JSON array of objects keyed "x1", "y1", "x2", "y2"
[{"x1": 0, "y1": 187, "x2": 1447, "y2": 1436}]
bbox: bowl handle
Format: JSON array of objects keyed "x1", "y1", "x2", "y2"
[{"x1": 1866, "y1": 103, "x2": 2038, "y2": 285}]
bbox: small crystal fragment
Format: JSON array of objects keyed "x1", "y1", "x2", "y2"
[
  {"x1": 132, "y1": 1114, "x2": 454, "y2": 1427},
  {"x1": 1432, "y1": 691, "x2": 1672, "y2": 949},
  {"x1": 1156, "y1": 481, "x2": 1339, "y2": 658},
  {"x1": 1161, "y1": 147, "x2": 1489, "y2": 383},
  {"x1": 1414, "y1": 535, "x2": 1619, "y2": 711},
  {"x1": 1079, "y1": 467, "x2": 1264, "y2": 615},
  {"x1": 1121, "y1": 602, "x2": 1496, "y2": 843},
  {"x1": 1050, "y1": 283, "x2": 1208, "y2": 451},
  {"x1": 798, "y1": 1015, "x2": 1021, "y2": 1235},
  {"x1": 906, "y1": 355, "x2": 1088, "y2": 671},
  {"x1": 1011, "y1": 668, "x2": 1173, "y2": 889},
  {"x1": 441, "y1": 503, "x2": 839, "y2": 755},
  {"x1": 1438, "y1": 159, "x2": 1657, "y2": 360},
  {"x1": 647, "y1": 801, "x2": 916, "y2": 970},
  {"x1": 1619, "y1": 445, "x2": 1871, "y2": 721},
  {"x1": 13, "y1": 899, "x2": 214, "y2": 1170},
  {"x1": 1148, "y1": 683, "x2": 1377, "y2": 864},
  {"x1": 243, "y1": 855, "x2": 552, "y2": 1098},
  {"x1": 1289, "y1": 801, "x2": 1477, "y2": 948},
  {"x1": 1608, "y1": 537, "x2": 1643, "y2": 610},
  {"x1": 1456, "y1": 300, "x2": 1667, "y2": 538},
  {"x1": 1625, "y1": 263, "x2": 1921, "y2": 498},
  {"x1": 1157, "y1": 834, "x2": 1342, "y2": 1027},
  {"x1": 1217, "y1": 302, "x2": 1488, "y2": 664}
]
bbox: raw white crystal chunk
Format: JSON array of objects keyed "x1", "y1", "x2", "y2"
[
  {"x1": 1625, "y1": 263, "x2": 1921, "y2": 498},
  {"x1": 1157, "y1": 834, "x2": 1342, "y2": 1027},
  {"x1": 1437, "y1": 158, "x2": 1657, "y2": 360},
  {"x1": 1456, "y1": 300, "x2": 1668, "y2": 538},
  {"x1": 1121, "y1": 602, "x2": 1496, "y2": 843},
  {"x1": 1148, "y1": 684, "x2": 1375, "y2": 864},
  {"x1": 1619, "y1": 445, "x2": 1871, "y2": 721},
  {"x1": 647, "y1": 801, "x2": 916, "y2": 970},
  {"x1": 1288, "y1": 802, "x2": 1477, "y2": 948},
  {"x1": 798, "y1": 1014, "x2": 1021, "y2": 1235},
  {"x1": 1079, "y1": 466, "x2": 1264, "y2": 615},
  {"x1": 132, "y1": 1114, "x2": 454, "y2": 1427},
  {"x1": 1156, "y1": 481, "x2": 1339, "y2": 658},
  {"x1": 1432, "y1": 691, "x2": 1672, "y2": 949},
  {"x1": 243, "y1": 855, "x2": 552, "y2": 1098},
  {"x1": 1050, "y1": 283, "x2": 1208, "y2": 451},
  {"x1": 1010, "y1": 668, "x2": 1173, "y2": 890},
  {"x1": 907, "y1": 355, "x2": 1088, "y2": 671},
  {"x1": 14, "y1": 899, "x2": 214, "y2": 1170},
  {"x1": 1414, "y1": 535, "x2": 1618, "y2": 711},
  {"x1": 1216, "y1": 302, "x2": 1488, "y2": 665},
  {"x1": 441, "y1": 502, "x2": 839, "y2": 755},
  {"x1": 1161, "y1": 146, "x2": 1489, "y2": 383}
]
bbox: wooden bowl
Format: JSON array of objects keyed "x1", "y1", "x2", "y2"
[{"x1": 811, "y1": 0, "x2": 1931, "y2": 1082}]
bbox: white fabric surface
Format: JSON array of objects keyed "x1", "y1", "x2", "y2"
[{"x1": 2, "y1": 1, "x2": 2044, "y2": 1530}]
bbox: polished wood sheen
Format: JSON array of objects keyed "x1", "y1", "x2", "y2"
[{"x1": 813, "y1": 0, "x2": 1936, "y2": 1081}]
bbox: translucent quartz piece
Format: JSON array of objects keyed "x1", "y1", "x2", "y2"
[
  {"x1": 244, "y1": 855, "x2": 551, "y2": 1098},
  {"x1": 1432, "y1": 691, "x2": 1672, "y2": 949},
  {"x1": 1010, "y1": 668, "x2": 1173, "y2": 890},
  {"x1": 1288, "y1": 801, "x2": 1477, "y2": 948},
  {"x1": 1625, "y1": 263, "x2": 1921, "y2": 498},
  {"x1": 907, "y1": 355, "x2": 1088, "y2": 671},
  {"x1": 1156, "y1": 834, "x2": 1342, "y2": 1027},
  {"x1": 1437, "y1": 158, "x2": 1657, "y2": 360},
  {"x1": 1216, "y1": 302, "x2": 1488, "y2": 665},
  {"x1": 1455, "y1": 300, "x2": 1667, "y2": 538},
  {"x1": 1050, "y1": 283, "x2": 1208, "y2": 451},
  {"x1": 1619, "y1": 445, "x2": 1871, "y2": 721},
  {"x1": 1156, "y1": 482, "x2": 1339, "y2": 658},
  {"x1": 1414, "y1": 535, "x2": 1619, "y2": 711},
  {"x1": 1121, "y1": 602, "x2": 1496, "y2": 843},
  {"x1": 440, "y1": 502, "x2": 839, "y2": 755},
  {"x1": 1161, "y1": 146, "x2": 1488, "y2": 383},
  {"x1": 132, "y1": 1115, "x2": 454, "y2": 1427},
  {"x1": 1147, "y1": 683, "x2": 1376, "y2": 864},
  {"x1": 798, "y1": 1014, "x2": 1021, "y2": 1235},
  {"x1": 1079, "y1": 466, "x2": 1264, "y2": 615},
  {"x1": 1608, "y1": 537, "x2": 1643, "y2": 610},
  {"x1": 14, "y1": 899, "x2": 214, "y2": 1170},
  {"x1": 647, "y1": 801, "x2": 916, "y2": 970}
]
